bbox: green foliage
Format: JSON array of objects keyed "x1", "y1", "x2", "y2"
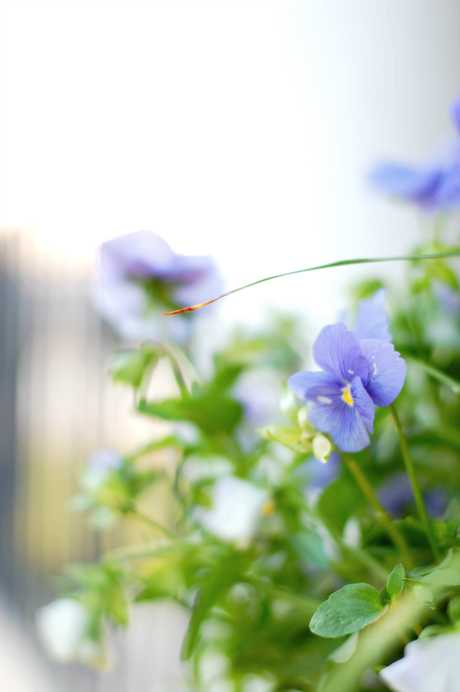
[
  {"x1": 60, "y1": 563, "x2": 129, "y2": 639},
  {"x1": 309, "y1": 583, "x2": 388, "y2": 638},
  {"x1": 109, "y1": 345, "x2": 162, "y2": 389},
  {"x1": 386, "y1": 563, "x2": 405, "y2": 599},
  {"x1": 47, "y1": 228, "x2": 460, "y2": 691},
  {"x1": 138, "y1": 394, "x2": 243, "y2": 436}
]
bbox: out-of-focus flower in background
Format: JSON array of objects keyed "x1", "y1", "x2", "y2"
[
  {"x1": 302, "y1": 451, "x2": 342, "y2": 491},
  {"x1": 369, "y1": 96, "x2": 460, "y2": 210},
  {"x1": 93, "y1": 231, "x2": 222, "y2": 343},
  {"x1": 36, "y1": 598, "x2": 107, "y2": 667},
  {"x1": 377, "y1": 472, "x2": 448, "y2": 519},
  {"x1": 379, "y1": 632, "x2": 460, "y2": 692},
  {"x1": 194, "y1": 476, "x2": 269, "y2": 542},
  {"x1": 288, "y1": 292, "x2": 406, "y2": 453},
  {"x1": 82, "y1": 449, "x2": 123, "y2": 494}
]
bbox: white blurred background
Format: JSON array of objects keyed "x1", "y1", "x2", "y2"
[
  {"x1": 1, "y1": 0, "x2": 460, "y2": 324},
  {"x1": 0, "y1": 1, "x2": 459, "y2": 690}
]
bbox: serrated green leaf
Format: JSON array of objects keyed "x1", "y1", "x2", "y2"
[
  {"x1": 310, "y1": 583, "x2": 387, "y2": 638},
  {"x1": 387, "y1": 564, "x2": 405, "y2": 599}
]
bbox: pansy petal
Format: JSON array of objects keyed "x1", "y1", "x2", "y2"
[
  {"x1": 100, "y1": 231, "x2": 176, "y2": 279},
  {"x1": 307, "y1": 378, "x2": 374, "y2": 453},
  {"x1": 354, "y1": 289, "x2": 391, "y2": 343},
  {"x1": 313, "y1": 324, "x2": 368, "y2": 384},
  {"x1": 358, "y1": 339, "x2": 406, "y2": 407},
  {"x1": 432, "y1": 153, "x2": 460, "y2": 209},
  {"x1": 349, "y1": 376, "x2": 375, "y2": 434},
  {"x1": 368, "y1": 163, "x2": 442, "y2": 202},
  {"x1": 308, "y1": 398, "x2": 371, "y2": 453},
  {"x1": 288, "y1": 370, "x2": 341, "y2": 401},
  {"x1": 329, "y1": 405, "x2": 371, "y2": 453},
  {"x1": 306, "y1": 395, "x2": 342, "y2": 435},
  {"x1": 380, "y1": 632, "x2": 460, "y2": 692}
]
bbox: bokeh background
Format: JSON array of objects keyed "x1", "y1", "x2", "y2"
[{"x1": 0, "y1": 1, "x2": 459, "y2": 690}]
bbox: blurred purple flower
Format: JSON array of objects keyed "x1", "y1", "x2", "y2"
[
  {"x1": 288, "y1": 291, "x2": 406, "y2": 453},
  {"x1": 83, "y1": 449, "x2": 123, "y2": 492},
  {"x1": 93, "y1": 231, "x2": 222, "y2": 342},
  {"x1": 369, "y1": 96, "x2": 460, "y2": 210},
  {"x1": 377, "y1": 472, "x2": 448, "y2": 519},
  {"x1": 303, "y1": 451, "x2": 341, "y2": 490},
  {"x1": 433, "y1": 283, "x2": 460, "y2": 316}
]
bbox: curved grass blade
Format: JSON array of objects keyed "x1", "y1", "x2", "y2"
[
  {"x1": 162, "y1": 250, "x2": 460, "y2": 316},
  {"x1": 406, "y1": 357, "x2": 460, "y2": 394}
]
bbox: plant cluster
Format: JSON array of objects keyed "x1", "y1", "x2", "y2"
[{"x1": 38, "y1": 98, "x2": 460, "y2": 692}]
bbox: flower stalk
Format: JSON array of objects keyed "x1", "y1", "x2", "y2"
[
  {"x1": 389, "y1": 403, "x2": 441, "y2": 562},
  {"x1": 342, "y1": 453, "x2": 414, "y2": 570}
]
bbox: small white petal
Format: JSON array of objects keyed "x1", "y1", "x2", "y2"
[
  {"x1": 36, "y1": 599, "x2": 89, "y2": 662},
  {"x1": 379, "y1": 633, "x2": 460, "y2": 692},
  {"x1": 312, "y1": 434, "x2": 331, "y2": 463},
  {"x1": 196, "y1": 476, "x2": 268, "y2": 541}
]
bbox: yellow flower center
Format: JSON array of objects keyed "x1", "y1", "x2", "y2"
[
  {"x1": 261, "y1": 500, "x2": 275, "y2": 516},
  {"x1": 342, "y1": 385, "x2": 354, "y2": 406}
]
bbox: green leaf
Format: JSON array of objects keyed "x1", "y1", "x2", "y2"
[
  {"x1": 387, "y1": 564, "x2": 405, "y2": 599},
  {"x1": 280, "y1": 384, "x2": 300, "y2": 426},
  {"x1": 448, "y1": 596, "x2": 460, "y2": 623},
  {"x1": 413, "y1": 584, "x2": 434, "y2": 605},
  {"x1": 183, "y1": 549, "x2": 253, "y2": 658},
  {"x1": 138, "y1": 395, "x2": 243, "y2": 435},
  {"x1": 209, "y1": 363, "x2": 245, "y2": 393},
  {"x1": 420, "y1": 568, "x2": 460, "y2": 587},
  {"x1": 290, "y1": 531, "x2": 329, "y2": 569},
  {"x1": 256, "y1": 424, "x2": 312, "y2": 453},
  {"x1": 317, "y1": 478, "x2": 363, "y2": 533},
  {"x1": 406, "y1": 357, "x2": 460, "y2": 395},
  {"x1": 109, "y1": 347, "x2": 161, "y2": 389},
  {"x1": 328, "y1": 632, "x2": 359, "y2": 663},
  {"x1": 309, "y1": 583, "x2": 387, "y2": 638}
]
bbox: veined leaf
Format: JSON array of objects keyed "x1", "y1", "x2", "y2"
[{"x1": 310, "y1": 583, "x2": 387, "y2": 638}]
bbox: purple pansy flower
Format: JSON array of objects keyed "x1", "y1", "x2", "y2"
[
  {"x1": 369, "y1": 96, "x2": 460, "y2": 210},
  {"x1": 288, "y1": 291, "x2": 406, "y2": 453},
  {"x1": 93, "y1": 231, "x2": 222, "y2": 342}
]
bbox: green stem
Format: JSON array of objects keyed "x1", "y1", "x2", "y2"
[
  {"x1": 162, "y1": 250, "x2": 460, "y2": 315},
  {"x1": 405, "y1": 357, "x2": 460, "y2": 395},
  {"x1": 128, "y1": 509, "x2": 178, "y2": 539},
  {"x1": 102, "y1": 541, "x2": 171, "y2": 563},
  {"x1": 342, "y1": 453, "x2": 414, "y2": 570},
  {"x1": 126, "y1": 436, "x2": 183, "y2": 463},
  {"x1": 389, "y1": 403, "x2": 441, "y2": 561}
]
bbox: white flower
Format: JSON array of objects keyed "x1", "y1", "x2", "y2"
[
  {"x1": 195, "y1": 476, "x2": 269, "y2": 542},
  {"x1": 379, "y1": 632, "x2": 460, "y2": 692},
  {"x1": 36, "y1": 598, "x2": 106, "y2": 666}
]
